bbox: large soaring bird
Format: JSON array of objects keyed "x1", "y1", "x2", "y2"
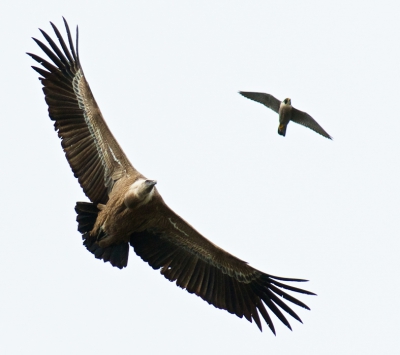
[
  {"x1": 239, "y1": 91, "x2": 332, "y2": 139},
  {"x1": 28, "y1": 19, "x2": 315, "y2": 334}
]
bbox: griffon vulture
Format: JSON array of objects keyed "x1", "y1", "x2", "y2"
[{"x1": 28, "y1": 19, "x2": 315, "y2": 334}]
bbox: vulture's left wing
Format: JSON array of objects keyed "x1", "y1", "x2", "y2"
[
  {"x1": 130, "y1": 205, "x2": 315, "y2": 334},
  {"x1": 28, "y1": 19, "x2": 142, "y2": 204}
]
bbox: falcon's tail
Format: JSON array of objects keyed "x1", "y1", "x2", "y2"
[
  {"x1": 75, "y1": 202, "x2": 129, "y2": 269},
  {"x1": 278, "y1": 124, "x2": 287, "y2": 136}
]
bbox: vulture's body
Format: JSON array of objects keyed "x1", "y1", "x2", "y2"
[{"x1": 28, "y1": 19, "x2": 315, "y2": 334}]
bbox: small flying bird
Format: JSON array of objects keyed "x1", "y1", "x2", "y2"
[
  {"x1": 28, "y1": 19, "x2": 315, "y2": 334},
  {"x1": 239, "y1": 91, "x2": 332, "y2": 139}
]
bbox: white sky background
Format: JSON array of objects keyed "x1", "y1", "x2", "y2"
[{"x1": 1, "y1": 0, "x2": 399, "y2": 354}]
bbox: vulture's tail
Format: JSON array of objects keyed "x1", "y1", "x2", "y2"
[{"x1": 75, "y1": 202, "x2": 129, "y2": 269}]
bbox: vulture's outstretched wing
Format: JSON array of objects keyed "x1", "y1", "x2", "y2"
[
  {"x1": 239, "y1": 91, "x2": 281, "y2": 113},
  {"x1": 130, "y1": 205, "x2": 315, "y2": 334},
  {"x1": 291, "y1": 108, "x2": 332, "y2": 139},
  {"x1": 28, "y1": 18, "x2": 142, "y2": 204}
]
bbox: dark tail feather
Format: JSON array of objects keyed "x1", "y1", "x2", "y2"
[
  {"x1": 75, "y1": 202, "x2": 129, "y2": 269},
  {"x1": 278, "y1": 124, "x2": 287, "y2": 137},
  {"x1": 76, "y1": 201, "x2": 99, "y2": 233}
]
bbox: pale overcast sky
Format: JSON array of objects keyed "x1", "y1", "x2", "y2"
[{"x1": 1, "y1": 1, "x2": 400, "y2": 354}]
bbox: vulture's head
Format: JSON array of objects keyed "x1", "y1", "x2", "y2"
[{"x1": 124, "y1": 179, "x2": 157, "y2": 209}]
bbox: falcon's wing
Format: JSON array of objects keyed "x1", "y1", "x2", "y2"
[
  {"x1": 28, "y1": 18, "x2": 142, "y2": 204},
  {"x1": 291, "y1": 108, "x2": 332, "y2": 139},
  {"x1": 130, "y1": 205, "x2": 315, "y2": 334},
  {"x1": 239, "y1": 91, "x2": 281, "y2": 113}
]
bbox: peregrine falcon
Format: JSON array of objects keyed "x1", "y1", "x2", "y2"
[{"x1": 239, "y1": 91, "x2": 332, "y2": 139}]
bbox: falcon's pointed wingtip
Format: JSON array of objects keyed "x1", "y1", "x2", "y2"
[
  {"x1": 320, "y1": 134, "x2": 333, "y2": 140},
  {"x1": 239, "y1": 91, "x2": 254, "y2": 100}
]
